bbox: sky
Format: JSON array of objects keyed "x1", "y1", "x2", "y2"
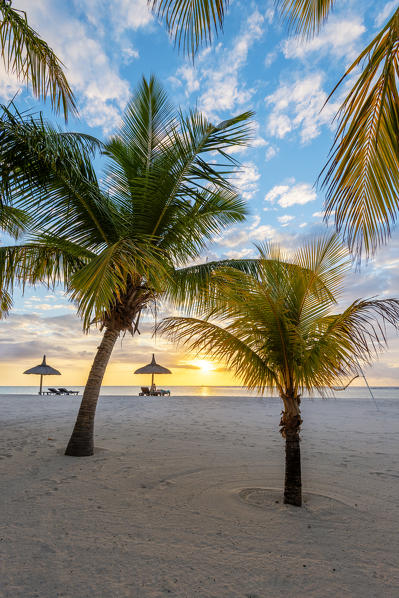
[{"x1": 0, "y1": 0, "x2": 398, "y2": 387}]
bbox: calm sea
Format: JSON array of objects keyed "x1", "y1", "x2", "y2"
[{"x1": 0, "y1": 385, "x2": 397, "y2": 399}]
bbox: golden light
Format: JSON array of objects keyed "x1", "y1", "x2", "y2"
[{"x1": 189, "y1": 359, "x2": 216, "y2": 374}]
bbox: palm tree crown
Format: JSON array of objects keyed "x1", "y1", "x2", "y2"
[
  {"x1": 159, "y1": 235, "x2": 399, "y2": 394},
  {"x1": 0, "y1": 75, "x2": 252, "y2": 328},
  {"x1": 158, "y1": 234, "x2": 399, "y2": 505}
]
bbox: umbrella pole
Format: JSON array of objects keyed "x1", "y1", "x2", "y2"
[
  {"x1": 151, "y1": 372, "x2": 154, "y2": 388},
  {"x1": 39, "y1": 374, "x2": 43, "y2": 395}
]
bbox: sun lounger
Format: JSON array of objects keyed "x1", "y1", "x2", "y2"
[
  {"x1": 139, "y1": 386, "x2": 169, "y2": 396},
  {"x1": 44, "y1": 388, "x2": 62, "y2": 395},
  {"x1": 58, "y1": 388, "x2": 79, "y2": 395}
]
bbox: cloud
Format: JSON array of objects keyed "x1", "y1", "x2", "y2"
[
  {"x1": 265, "y1": 73, "x2": 340, "y2": 143},
  {"x1": 216, "y1": 217, "x2": 277, "y2": 249},
  {"x1": 264, "y1": 184, "x2": 290, "y2": 203},
  {"x1": 121, "y1": 46, "x2": 140, "y2": 63},
  {"x1": 265, "y1": 181, "x2": 317, "y2": 208},
  {"x1": 74, "y1": 0, "x2": 152, "y2": 34},
  {"x1": 223, "y1": 248, "x2": 255, "y2": 259},
  {"x1": 233, "y1": 162, "x2": 261, "y2": 200},
  {"x1": 265, "y1": 145, "x2": 278, "y2": 161},
  {"x1": 15, "y1": 0, "x2": 143, "y2": 133},
  {"x1": 175, "y1": 65, "x2": 200, "y2": 96},
  {"x1": 172, "y1": 10, "x2": 265, "y2": 118},
  {"x1": 0, "y1": 64, "x2": 23, "y2": 103},
  {"x1": 265, "y1": 51, "x2": 277, "y2": 68},
  {"x1": 283, "y1": 17, "x2": 365, "y2": 61},
  {"x1": 375, "y1": 0, "x2": 398, "y2": 27},
  {"x1": 278, "y1": 214, "x2": 295, "y2": 226}
]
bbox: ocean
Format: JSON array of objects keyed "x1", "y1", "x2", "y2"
[{"x1": 0, "y1": 385, "x2": 397, "y2": 399}]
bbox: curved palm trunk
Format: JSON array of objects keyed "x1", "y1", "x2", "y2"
[
  {"x1": 280, "y1": 394, "x2": 302, "y2": 507},
  {"x1": 65, "y1": 327, "x2": 119, "y2": 457}
]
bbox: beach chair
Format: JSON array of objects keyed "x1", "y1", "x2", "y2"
[
  {"x1": 139, "y1": 386, "x2": 151, "y2": 396},
  {"x1": 58, "y1": 388, "x2": 79, "y2": 395},
  {"x1": 159, "y1": 389, "x2": 171, "y2": 396},
  {"x1": 45, "y1": 388, "x2": 62, "y2": 395}
]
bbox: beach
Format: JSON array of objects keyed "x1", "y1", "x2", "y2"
[{"x1": 1, "y1": 393, "x2": 398, "y2": 597}]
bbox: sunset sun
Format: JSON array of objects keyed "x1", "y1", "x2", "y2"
[{"x1": 189, "y1": 359, "x2": 216, "y2": 374}]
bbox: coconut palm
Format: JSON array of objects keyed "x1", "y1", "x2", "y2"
[
  {"x1": 158, "y1": 235, "x2": 399, "y2": 506},
  {"x1": 0, "y1": 1, "x2": 76, "y2": 119},
  {"x1": 151, "y1": 0, "x2": 399, "y2": 256},
  {"x1": 0, "y1": 75, "x2": 254, "y2": 457}
]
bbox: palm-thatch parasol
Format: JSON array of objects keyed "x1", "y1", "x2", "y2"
[
  {"x1": 24, "y1": 355, "x2": 61, "y2": 395},
  {"x1": 134, "y1": 354, "x2": 172, "y2": 388}
]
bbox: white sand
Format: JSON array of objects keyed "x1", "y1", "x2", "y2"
[{"x1": 1, "y1": 393, "x2": 398, "y2": 598}]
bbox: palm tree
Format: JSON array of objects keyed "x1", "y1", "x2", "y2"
[
  {"x1": 150, "y1": 0, "x2": 399, "y2": 256},
  {"x1": 0, "y1": 1, "x2": 76, "y2": 119},
  {"x1": 0, "y1": 75, "x2": 254, "y2": 457},
  {"x1": 158, "y1": 235, "x2": 399, "y2": 506}
]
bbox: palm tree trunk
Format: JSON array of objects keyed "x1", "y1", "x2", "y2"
[
  {"x1": 284, "y1": 427, "x2": 302, "y2": 506},
  {"x1": 280, "y1": 395, "x2": 302, "y2": 507},
  {"x1": 65, "y1": 327, "x2": 119, "y2": 457}
]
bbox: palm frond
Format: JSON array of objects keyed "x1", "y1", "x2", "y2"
[
  {"x1": 105, "y1": 80, "x2": 252, "y2": 250},
  {"x1": 159, "y1": 236, "x2": 399, "y2": 397},
  {"x1": 165, "y1": 257, "x2": 261, "y2": 313},
  {"x1": 158, "y1": 186, "x2": 247, "y2": 262},
  {"x1": 149, "y1": 0, "x2": 229, "y2": 57},
  {"x1": 322, "y1": 8, "x2": 399, "y2": 256},
  {"x1": 148, "y1": 108, "x2": 253, "y2": 238},
  {"x1": 0, "y1": 105, "x2": 115, "y2": 245},
  {"x1": 302, "y1": 298, "x2": 399, "y2": 390},
  {"x1": 158, "y1": 316, "x2": 279, "y2": 392},
  {"x1": 276, "y1": 0, "x2": 335, "y2": 38},
  {"x1": 0, "y1": 104, "x2": 101, "y2": 204},
  {"x1": 0, "y1": 238, "x2": 83, "y2": 317},
  {"x1": 0, "y1": 239, "x2": 88, "y2": 293},
  {"x1": 0, "y1": 204, "x2": 29, "y2": 237},
  {"x1": 294, "y1": 233, "x2": 350, "y2": 307},
  {"x1": 0, "y1": 3, "x2": 76, "y2": 119},
  {"x1": 69, "y1": 239, "x2": 170, "y2": 330},
  {"x1": 0, "y1": 287, "x2": 12, "y2": 318}
]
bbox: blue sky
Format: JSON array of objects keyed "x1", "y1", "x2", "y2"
[{"x1": 0, "y1": 0, "x2": 398, "y2": 386}]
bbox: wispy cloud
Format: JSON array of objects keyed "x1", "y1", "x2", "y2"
[
  {"x1": 278, "y1": 214, "x2": 295, "y2": 226},
  {"x1": 265, "y1": 72, "x2": 340, "y2": 143},
  {"x1": 233, "y1": 162, "x2": 261, "y2": 200},
  {"x1": 265, "y1": 180, "x2": 317, "y2": 208},
  {"x1": 283, "y1": 16, "x2": 365, "y2": 62},
  {"x1": 375, "y1": 0, "x2": 398, "y2": 27},
  {"x1": 15, "y1": 0, "x2": 151, "y2": 133},
  {"x1": 199, "y1": 10, "x2": 265, "y2": 116},
  {"x1": 172, "y1": 10, "x2": 265, "y2": 119},
  {"x1": 78, "y1": 0, "x2": 153, "y2": 33}
]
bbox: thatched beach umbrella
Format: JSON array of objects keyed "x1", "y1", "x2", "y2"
[
  {"x1": 134, "y1": 354, "x2": 172, "y2": 388},
  {"x1": 24, "y1": 355, "x2": 61, "y2": 395}
]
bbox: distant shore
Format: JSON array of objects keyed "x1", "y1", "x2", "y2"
[{"x1": 1, "y1": 393, "x2": 398, "y2": 597}]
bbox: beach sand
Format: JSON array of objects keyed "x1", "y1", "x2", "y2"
[{"x1": 1, "y1": 394, "x2": 398, "y2": 597}]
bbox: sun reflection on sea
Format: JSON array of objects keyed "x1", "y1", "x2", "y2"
[{"x1": 200, "y1": 386, "x2": 211, "y2": 396}]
